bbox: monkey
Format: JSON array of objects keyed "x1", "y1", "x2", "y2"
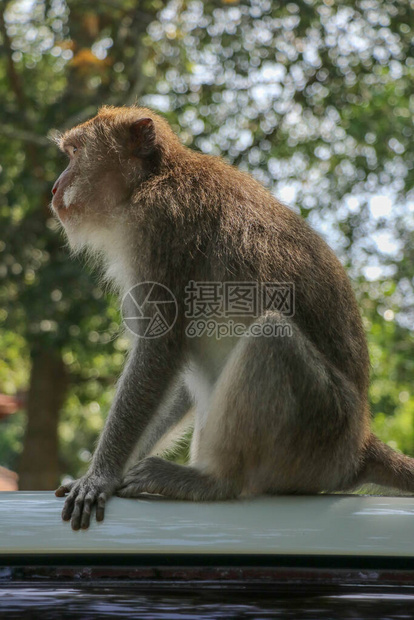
[{"x1": 50, "y1": 105, "x2": 414, "y2": 530}]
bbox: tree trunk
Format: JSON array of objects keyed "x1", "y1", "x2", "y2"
[{"x1": 18, "y1": 348, "x2": 68, "y2": 490}]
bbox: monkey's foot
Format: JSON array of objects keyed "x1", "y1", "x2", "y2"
[
  {"x1": 116, "y1": 456, "x2": 240, "y2": 501},
  {"x1": 55, "y1": 473, "x2": 119, "y2": 530},
  {"x1": 116, "y1": 457, "x2": 171, "y2": 498}
]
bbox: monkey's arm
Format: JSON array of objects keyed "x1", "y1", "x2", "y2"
[
  {"x1": 55, "y1": 335, "x2": 183, "y2": 530},
  {"x1": 123, "y1": 381, "x2": 193, "y2": 466}
]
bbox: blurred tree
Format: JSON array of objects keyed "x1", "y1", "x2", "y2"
[
  {"x1": 0, "y1": 0, "x2": 161, "y2": 487},
  {"x1": 0, "y1": 0, "x2": 413, "y2": 488}
]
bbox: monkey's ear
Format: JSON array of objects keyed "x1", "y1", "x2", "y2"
[{"x1": 129, "y1": 118, "x2": 156, "y2": 157}]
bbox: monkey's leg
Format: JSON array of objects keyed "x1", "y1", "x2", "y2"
[
  {"x1": 117, "y1": 313, "x2": 364, "y2": 500},
  {"x1": 194, "y1": 312, "x2": 365, "y2": 496},
  {"x1": 117, "y1": 456, "x2": 241, "y2": 500}
]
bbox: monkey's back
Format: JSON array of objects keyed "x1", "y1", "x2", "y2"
[{"x1": 186, "y1": 155, "x2": 370, "y2": 397}]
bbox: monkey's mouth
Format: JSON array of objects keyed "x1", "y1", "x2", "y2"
[
  {"x1": 51, "y1": 197, "x2": 65, "y2": 213},
  {"x1": 51, "y1": 197, "x2": 75, "y2": 222}
]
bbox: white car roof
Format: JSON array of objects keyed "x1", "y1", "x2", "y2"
[{"x1": 1, "y1": 492, "x2": 414, "y2": 557}]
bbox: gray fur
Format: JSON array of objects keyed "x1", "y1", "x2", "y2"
[{"x1": 52, "y1": 106, "x2": 414, "y2": 530}]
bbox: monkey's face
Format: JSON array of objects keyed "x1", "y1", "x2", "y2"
[
  {"x1": 51, "y1": 117, "x2": 133, "y2": 225},
  {"x1": 50, "y1": 106, "x2": 172, "y2": 249}
]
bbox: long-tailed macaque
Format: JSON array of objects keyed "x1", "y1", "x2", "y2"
[{"x1": 51, "y1": 105, "x2": 414, "y2": 530}]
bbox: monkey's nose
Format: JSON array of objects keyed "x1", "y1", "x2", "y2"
[{"x1": 52, "y1": 182, "x2": 58, "y2": 196}]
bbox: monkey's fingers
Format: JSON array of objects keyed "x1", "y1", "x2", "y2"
[
  {"x1": 80, "y1": 493, "x2": 94, "y2": 530},
  {"x1": 70, "y1": 496, "x2": 85, "y2": 530},
  {"x1": 61, "y1": 491, "x2": 77, "y2": 522},
  {"x1": 96, "y1": 493, "x2": 107, "y2": 522},
  {"x1": 55, "y1": 481, "x2": 75, "y2": 497}
]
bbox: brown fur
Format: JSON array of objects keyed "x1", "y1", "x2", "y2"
[{"x1": 52, "y1": 106, "x2": 413, "y2": 529}]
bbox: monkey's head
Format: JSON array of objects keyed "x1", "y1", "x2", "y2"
[{"x1": 51, "y1": 106, "x2": 182, "y2": 250}]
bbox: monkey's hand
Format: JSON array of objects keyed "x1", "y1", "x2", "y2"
[{"x1": 55, "y1": 473, "x2": 120, "y2": 530}]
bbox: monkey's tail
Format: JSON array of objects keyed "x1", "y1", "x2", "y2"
[{"x1": 356, "y1": 433, "x2": 414, "y2": 493}]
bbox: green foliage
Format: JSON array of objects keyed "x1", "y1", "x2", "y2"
[
  {"x1": 0, "y1": 0, "x2": 413, "y2": 481},
  {"x1": 0, "y1": 411, "x2": 26, "y2": 471}
]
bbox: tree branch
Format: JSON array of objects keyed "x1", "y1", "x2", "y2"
[{"x1": 0, "y1": 125, "x2": 50, "y2": 146}]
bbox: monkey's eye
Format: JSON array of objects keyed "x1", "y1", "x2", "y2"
[{"x1": 66, "y1": 145, "x2": 78, "y2": 157}]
